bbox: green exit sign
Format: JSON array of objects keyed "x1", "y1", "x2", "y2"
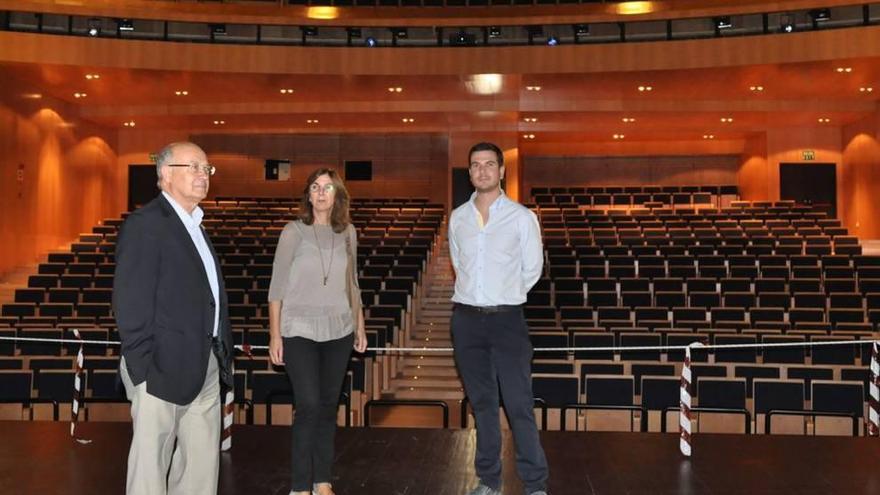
[{"x1": 802, "y1": 150, "x2": 815, "y2": 161}]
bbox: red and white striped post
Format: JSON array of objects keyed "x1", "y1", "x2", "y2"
[
  {"x1": 869, "y1": 341, "x2": 879, "y2": 437},
  {"x1": 69, "y1": 329, "x2": 91, "y2": 444},
  {"x1": 679, "y1": 344, "x2": 694, "y2": 456}
]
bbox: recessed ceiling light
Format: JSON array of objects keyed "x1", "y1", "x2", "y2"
[
  {"x1": 703, "y1": 134, "x2": 715, "y2": 139},
  {"x1": 22, "y1": 93, "x2": 42, "y2": 99},
  {"x1": 522, "y1": 133, "x2": 535, "y2": 139},
  {"x1": 835, "y1": 67, "x2": 853, "y2": 73},
  {"x1": 175, "y1": 90, "x2": 189, "y2": 96},
  {"x1": 306, "y1": 119, "x2": 319, "y2": 124},
  {"x1": 622, "y1": 117, "x2": 636, "y2": 123},
  {"x1": 85, "y1": 74, "x2": 100, "y2": 80},
  {"x1": 387, "y1": 87, "x2": 403, "y2": 93},
  {"x1": 123, "y1": 121, "x2": 136, "y2": 127},
  {"x1": 859, "y1": 87, "x2": 873, "y2": 93},
  {"x1": 279, "y1": 88, "x2": 294, "y2": 94},
  {"x1": 613, "y1": 134, "x2": 625, "y2": 139},
  {"x1": 73, "y1": 92, "x2": 87, "y2": 98},
  {"x1": 213, "y1": 120, "x2": 226, "y2": 125},
  {"x1": 401, "y1": 118, "x2": 415, "y2": 123},
  {"x1": 523, "y1": 117, "x2": 538, "y2": 123},
  {"x1": 637, "y1": 85, "x2": 653, "y2": 92},
  {"x1": 525, "y1": 86, "x2": 542, "y2": 91},
  {"x1": 749, "y1": 85, "x2": 764, "y2": 92},
  {"x1": 720, "y1": 117, "x2": 734, "y2": 123},
  {"x1": 817, "y1": 117, "x2": 831, "y2": 123}
]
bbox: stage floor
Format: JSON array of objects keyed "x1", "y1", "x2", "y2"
[{"x1": 1, "y1": 421, "x2": 879, "y2": 494}]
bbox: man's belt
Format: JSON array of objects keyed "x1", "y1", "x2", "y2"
[{"x1": 453, "y1": 303, "x2": 521, "y2": 314}]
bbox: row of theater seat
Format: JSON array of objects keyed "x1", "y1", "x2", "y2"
[{"x1": 0, "y1": 198, "x2": 442, "y2": 423}]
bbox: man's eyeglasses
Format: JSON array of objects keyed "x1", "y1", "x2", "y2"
[
  {"x1": 309, "y1": 183, "x2": 336, "y2": 194},
  {"x1": 167, "y1": 163, "x2": 216, "y2": 176}
]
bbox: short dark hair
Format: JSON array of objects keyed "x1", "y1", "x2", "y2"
[{"x1": 468, "y1": 142, "x2": 503, "y2": 168}]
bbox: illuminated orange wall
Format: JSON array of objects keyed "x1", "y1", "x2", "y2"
[
  {"x1": 841, "y1": 109, "x2": 880, "y2": 238},
  {"x1": 0, "y1": 101, "x2": 120, "y2": 276},
  {"x1": 738, "y1": 134, "x2": 769, "y2": 200}
]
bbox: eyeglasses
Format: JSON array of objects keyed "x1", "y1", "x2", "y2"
[
  {"x1": 167, "y1": 163, "x2": 216, "y2": 176},
  {"x1": 309, "y1": 183, "x2": 336, "y2": 194}
]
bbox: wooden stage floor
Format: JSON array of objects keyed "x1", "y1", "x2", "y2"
[{"x1": 1, "y1": 421, "x2": 879, "y2": 494}]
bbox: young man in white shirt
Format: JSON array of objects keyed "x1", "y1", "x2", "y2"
[{"x1": 448, "y1": 142, "x2": 549, "y2": 495}]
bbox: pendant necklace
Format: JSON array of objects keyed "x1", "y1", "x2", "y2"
[{"x1": 313, "y1": 224, "x2": 335, "y2": 286}]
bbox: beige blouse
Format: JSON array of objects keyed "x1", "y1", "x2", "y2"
[{"x1": 268, "y1": 221, "x2": 361, "y2": 341}]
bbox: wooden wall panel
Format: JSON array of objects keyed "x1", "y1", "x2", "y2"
[
  {"x1": 118, "y1": 132, "x2": 450, "y2": 205},
  {"x1": 737, "y1": 134, "x2": 770, "y2": 200},
  {"x1": 523, "y1": 155, "x2": 739, "y2": 194},
  {"x1": 841, "y1": 110, "x2": 880, "y2": 238},
  {"x1": 0, "y1": 103, "x2": 120, "y2": 276}
]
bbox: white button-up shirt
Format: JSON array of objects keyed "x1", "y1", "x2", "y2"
[
  {"x1": 448, "y1": 191, "x2": 543, "y2": 306},
  {"x1": 162, "y1": 191, "x2": 220, "y2": 337}
]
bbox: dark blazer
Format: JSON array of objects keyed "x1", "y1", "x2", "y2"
[{"x1": 113, "y1": 194, "x2": 233, "y2": 406}]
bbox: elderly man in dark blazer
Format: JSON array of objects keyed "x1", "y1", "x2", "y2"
[{"x1": 113, "y1": 141, "x2": 232, "y2": 495}]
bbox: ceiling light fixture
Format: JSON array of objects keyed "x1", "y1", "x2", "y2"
[
  {"x1": 213, "y1": 120, "x2": 226, "y2": 125},
  {"x1": 85, "y1": 74, "x2": 100, "y2": 80},
  {"x1": 279, "y1": 88, "x2": 294, "y2": 94},
  {"x1": 817, "y1": 117, "x2": 831, "y2": 123},
  {"x1": 175, "y1": 90, "x2": 189, "y2": 96},
  {"x1": 401, "y1": 118, "x2": 415, "y2": 123},
  {"x1": 720, "y1": 117, "x2": 734, "y2": 123},
  {"x1": 835, "y1": 67, "x2": 853, "y2": 73},
  {"x1": 522, "y1": 134, "x2": 535, "y2": 139},
  {"x1": 637, "y1": 85, "x2": 653, "y2": 92},
  {"x1": 73, "y1": 92, "x2": 87, "y2": 98},
  {"x1": 525, "y1": 86, "x2": 542, "y2": 91},
  {"x1": 703, "y1": 134, "x2": 715, "y2": 139},
  {"x1": 622, "y1": 117, "x2": 636, "y2": 123},
  {"x1": 859, "y1": 87, "x2": 874, "y2": 93},
  {"x1": 749, "y1": 85, "x2": 764, "y2": 92},
  {"x1": 387, "y1": 87, "x2": 403, "y2": 93},
  {"x1": 123, "y1": 121, "x2": 136, "y2": 127},
  {"x1": 306, "y1": 119, "x2": 319, "y2": 124},
  {"x1": 523, "y1": 117, "x2": 538, "y2": 123},
  {"x1": 613, "y1": 134, "x2": 625, "y2": 140}
]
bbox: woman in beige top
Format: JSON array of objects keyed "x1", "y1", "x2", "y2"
[{"x1": 268, "y1": 168, "x2": 367, "y2": 495}]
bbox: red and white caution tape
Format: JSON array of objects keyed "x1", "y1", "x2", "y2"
[
  {"x1": 69, "y1": 329, "x2": 92, "y2": 445},
  {"x1": 869, "y1": 341, "x2": 879, "y2": 437}
]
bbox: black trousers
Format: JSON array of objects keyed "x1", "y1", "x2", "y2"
[
  {"x1": 451, "y1": 306, "x2": 549, "y2": 493},
  {"x1": 282, "y1": 333, "x2": 353, "y2": 491}
]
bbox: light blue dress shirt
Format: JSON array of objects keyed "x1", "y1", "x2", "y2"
[
  {"x1": 162, "y1": 191, "x2": 220, "y2": 337},
  {"x1": 448, "y1": 191, "x2": 543, "y2": 307}
]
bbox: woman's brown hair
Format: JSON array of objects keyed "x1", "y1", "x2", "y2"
[{"x1": 298, "y1": 168, "x2": 351, "y2": 233}]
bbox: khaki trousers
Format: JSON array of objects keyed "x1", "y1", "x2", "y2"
[{"x1": 120, "y1": 353, "x2": 220, "y2": 495}]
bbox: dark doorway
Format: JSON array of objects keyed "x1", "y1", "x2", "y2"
[
  {"x1": 451, "y1": 168, "x2": 474, "y2": 210},
  {"x1": 128, "y1": 165, "x2": 160, "y2": 212},
  {"x1": 779, "y1": 163, "x2": 836, "y2": 217}
]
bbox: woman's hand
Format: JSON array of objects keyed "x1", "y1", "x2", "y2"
[
  {"x1": 269, "y1": 335, "x2": 284, "y2": 366},
  {"x1": 353, "y1": 315, "x2": 367, "y2": 353}
]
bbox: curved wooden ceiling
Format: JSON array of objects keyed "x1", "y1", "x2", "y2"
[
  {"x1": 1, "y1": 22, "x2": 877, "y2": 155},
  {"x1": 0, "y1": 0, "x2": 865, "y2": 26}
]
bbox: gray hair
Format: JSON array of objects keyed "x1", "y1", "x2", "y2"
[{"x1": 155, "y1": 142, "x2": 197, "y2": 188}]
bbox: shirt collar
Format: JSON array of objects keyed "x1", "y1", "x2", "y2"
[
  {"x1": 162, "y1": 191, "x2": 204, "y2": 228},
  {"x1": 468, "y1": 189, "x2": 508, "y2": 212}
]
